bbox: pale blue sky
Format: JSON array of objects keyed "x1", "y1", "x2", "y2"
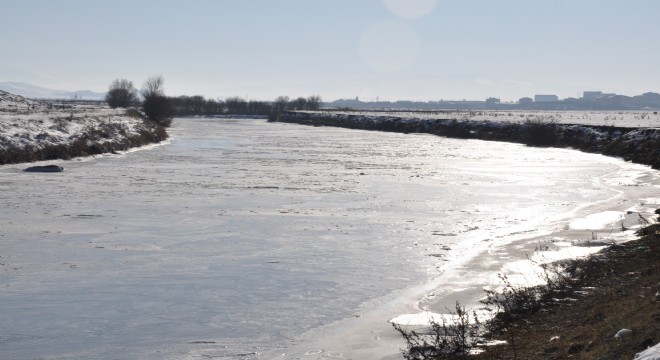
[{"x1": 1, "y1": 0, "x2": 659, "y2": 101}]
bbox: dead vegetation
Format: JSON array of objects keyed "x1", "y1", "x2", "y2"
[{"x1": 396, "y1": 210, "x2": 660, "y2": 359}]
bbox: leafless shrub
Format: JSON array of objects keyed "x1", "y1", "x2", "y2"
[{"x1": 393, "y1": 302, "x2": 483, "y2": 359}]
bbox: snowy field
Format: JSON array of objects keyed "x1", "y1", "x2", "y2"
[
  {"x1": 0, "y1": 108, "x2": 150, "y2": 152},
  {"x1": 0, "y1": 91, "x2": 164, "y2": 163},
  {"x1": 314, "y1": 109, "x2": 660, "y2": 128}
]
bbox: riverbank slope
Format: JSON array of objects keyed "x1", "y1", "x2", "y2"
[{"x1": 0, "y1": 91, "x2": 168, "y2": 165}]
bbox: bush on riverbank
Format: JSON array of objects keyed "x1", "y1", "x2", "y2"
[
  {"x1": 395, "y1": 214, "x2": 660, "y2": 359},
  {"x1": 393, "y1": 302, "x2": 483, "y2": 359},
  {"x1": 520, "y1": 118, "x2": 558, "y2": 147}
]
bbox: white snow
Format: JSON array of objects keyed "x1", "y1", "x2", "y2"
[
  {"x1": 569, "y1": 211, "x2": 625, "y2": 230},
  {"x1": 642, "y1": 198, "x2": 660, "y2": 206},
  {"x1": 304, "y1": 109, "x2": 660, "y2": 128},
  {"x1": 389, "y1": 311, "x2": 458, "y2": 326},
  {"x1": 0, "y1": 109, "x2": 145, "y2": 152},
  {"x1": 1, "y1": 91, "x2": 157, "y2": 159},
  {"x1": 615, "y1": 328, "x2": 633, "y2": 339},
  {"x1": 496, "y1": 244, "x2": 607, "y2": 288},
  {"x1": 635, "y1": 342, "x2": 660, "y2": 360}
]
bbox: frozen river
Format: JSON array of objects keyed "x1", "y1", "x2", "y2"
[{"x1": 1, "y1": 118, "x2": 659, "y2": 359}]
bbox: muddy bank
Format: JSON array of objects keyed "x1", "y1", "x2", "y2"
[{"x1": 272, "y1": 111, "x2": 660, "y2": 169}]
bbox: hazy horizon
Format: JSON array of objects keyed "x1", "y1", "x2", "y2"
[{"x1": 2, "y1": 0, "x2": 659, "y2": 102}]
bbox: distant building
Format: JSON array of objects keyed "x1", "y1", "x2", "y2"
[
  {"x1": 583, "y1": 91, "x2": 616, "y2": 100},
  {"x1": 583, "y1": 91, "x2": 603, "y2": 100},
  {"x1": 518, "y1": 97, "x2": 534, "y2": 105},
  {"x1": 534, "y1": 94, "x2": 559, "y2": 102},
  {"x1": 486, "y1": 97, "x2": 500, "y2": 104}
]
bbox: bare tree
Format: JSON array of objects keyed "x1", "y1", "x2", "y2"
[
  {"x1": 142, "y1": 75, "x2": 165, "y2": 98},
  {"x1": 141, "y1": 75, "x2": 173, "y2": 127},
  {"x1": 225, "y1": 97, "x2": 248, "y2": 114},
  {"x1": 273, "y1": 96, "x2": 290, "y2": 111},
  {"x1": 291, "y1": 97, "x2": 307, "y2": 110},
  {"x1": 306, "y1": 95, "x2": 322, "y2": 110},
  {"x1": 105, "y1": 78, "x2": 138, "y2": 108}
]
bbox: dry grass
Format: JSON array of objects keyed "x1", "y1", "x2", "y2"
[
  {"x1": 395, "y1": 211, "x2": 660, "y2": 359},
  {"x1": 471, "y1": 221, "x2": 660, "y2": 359}
]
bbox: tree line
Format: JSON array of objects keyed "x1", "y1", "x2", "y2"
[
  {"x1": 105, "y1": 76, "x2": 322, "y2": 127},
  {"x1": 168, "y1": 94, "x2": 322, "y2": 116}
]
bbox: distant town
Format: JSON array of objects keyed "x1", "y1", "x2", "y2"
[
  {"x1": 330, "y1": 91, "x2": 660, "y2": 111},
  {"x1": 2, "y1": 81, "x2": 660, "y2": 112}
]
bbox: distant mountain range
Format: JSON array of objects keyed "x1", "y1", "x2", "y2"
[{"x1": 0, "y1": 81, "x2": 105, "y2": 100}]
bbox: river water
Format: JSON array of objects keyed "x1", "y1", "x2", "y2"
[{"x1": 1, "y1": 118, "x2": 659, "y2": 359}]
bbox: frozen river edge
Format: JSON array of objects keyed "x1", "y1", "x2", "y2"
[{"x1": 273, "y1": 110, "x2": 660, "y2": 169}]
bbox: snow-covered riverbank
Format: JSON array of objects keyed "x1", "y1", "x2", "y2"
[{"x1": 0, "y1": 90, "x2": 168, "y2": 165}]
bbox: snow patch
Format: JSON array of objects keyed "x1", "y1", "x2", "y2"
[
  {"x1": 1, "y1": 90, "x2": 162, "y2": 163},
  {"x1": 614, "y1": 328, "x2": 632, "y2": 339},
  {"x1": 389, "y1": 311, "x2": 458, "y2": 326},
  {"x1": 634, "y1": 342, "x2": 660, "y2": 360},
  {"x1": 569, "y1": 211, "x2": 625, "y2": 230}
]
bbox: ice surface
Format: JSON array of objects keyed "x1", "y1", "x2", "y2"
[
  {"x1": 569, "y1": 211, "x2": 625, "y2": 230},
  {"x1": 1, "y1": 118, "x2": 659, "y2": 359}
]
